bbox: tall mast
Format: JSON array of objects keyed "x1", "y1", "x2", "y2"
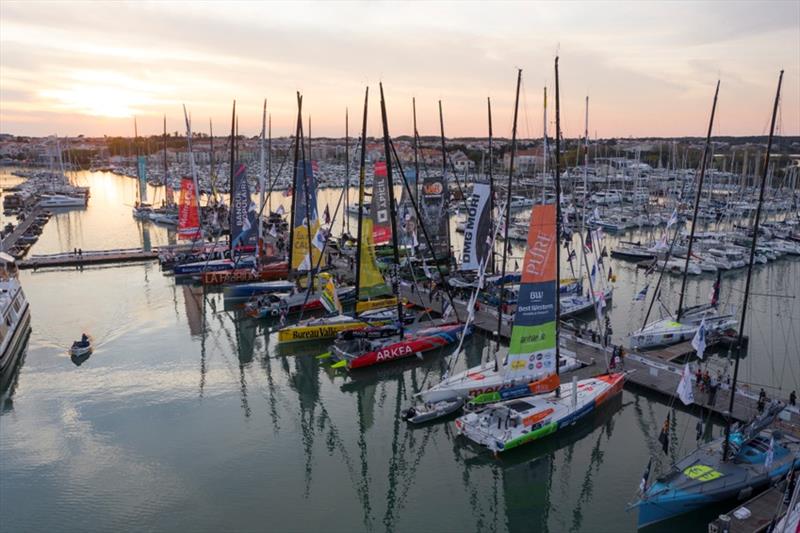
[
  {"x1": 268, "y1": 114, "x2": 272, "y2": 215},
  {"x1": 229, "y1": 100, "x2": 236, "y2": 206},
  {"x1": 554, "y1": 57, "x2": 562, "y2": 382},
  {"x1": 412, "y1": 97, "x2": 420, "y2": 200},
  {"x1": 543, "y1": 86, "x2": 548, "y2": 178},
  {"x1": 438, "y1": 101, "x2": 452, "y2": 256},
  {"x1": 288, "y1": 94, "x2": 302, "y2": 281},
  {"x1": 134, "y1": 117, "x2": 140, "y2": 203},
  {"x1": 344, "y1": 108, "x2": 350, "y2": 235},
  {"x1": 354, "y1": 87, "x2": 369, "y2": 311},
  {"x1": 379, "y1": 82, "x2": 404, "y2": 338},
  {"x1": 182, "y1": 105, "x2": 204, "y2": 234},
  {"x1": 497, "y1": 69, "x2": 522, "y2": 340},
  {"x1": 163, "y1": 115, "x2": 168, "y2": 202},
  {"x1": 676, "y1": 81, "x2": 719, "y2": 320},
  {"x1": 258, "y1": 99, "x2": 267, "y2": 255},
  {"x1": 299, "y1": 96, "x2": 314, "y2": 288},
  {"x1": 209, "y1": 119, "x2": 215, "y2": 200},
  {"x1": 488, "y1": 96, "x2": 494, "y2": 274},
  {"x1": 578, "y1": 95, "x2": 589, "y2": 281},
  {"x1": 723, "y1": 70, "x2": 783, "y2": 460}
]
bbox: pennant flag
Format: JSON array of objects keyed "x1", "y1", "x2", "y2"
[
  {"x1": 634, "y1": 285, "x2": 649, "y2": 301},
  {"x1": 691, "y1": 319, "x2": 707, "y2": 359},
  {"x1": 601, "y1": 246, "x2": 608, "y2": 258},
  {"x1": 667, "y1": 208, "x2": 678, "y2": 229},
  {"x1": 765, "y1": 436, "x2": 775, "y2": 469},
  {"x1": 595, "y1": 290, "x2": 607, "y2": 315},
  {"x1": 323, "y1": 204, "x2": 331, "y2": 224},
  {"x1": 299, "y1": 253, "x2": 312, "y2": 271},
  {"x1": 591, "y1": 264, "x2": 597, "y2": 285},
  {"x1": 658, "y1": 415, "x2": 670, "y2": 455},
  {"x1": 275, "y1": 205, "x2": 285, "y2": 216},
  {"x1": 677, "y1": 363, "x2": 695, "y2": 406},
  {"x1": 269, "y1": 224, "x2": 278, "y2": 238},
  {"x1": 514, "y1": 260, "x2": 519, "y2": 271},
  {"x1": 568, "y1": 249, "x2": 577, "y2": 261},
  {"x1": 695, "y1": 419, "x2": 703, "y2": 441},
  {"x1": 312, "y1": 227, "x2": 328, "y2": 251},
  {"x1": 608, "y1": 266, "x2": 613, "y2": 281},
  {"x1": 585, "y1": 229, "x2": 593, "y2": 252},
  {"x1": 639, "y1": 457, "x2": 652, "y2": 494},
  {"x1": 710, "y1": 274, "x2": 721, "y2": 307}
]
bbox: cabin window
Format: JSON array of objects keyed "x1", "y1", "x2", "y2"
[
  {"x1": 5, "y1": 315, "x2": 11, "y2": 327},
  {"x1": 12, "y1": 299, "x2": 21, "y2": 312}
]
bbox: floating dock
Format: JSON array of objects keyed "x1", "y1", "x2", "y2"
[
  {"x1": 708, "y1": 481, "x2": 790, "y2": 533},
  {"x1": 1, "y1": 207, "x2": 43, "y2": 253},
  {"x1": 19, "y1": 248, "x2": 159, "y2": 270}
]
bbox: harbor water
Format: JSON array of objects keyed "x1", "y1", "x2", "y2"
[{"x1": 1, "y1": 170, "x2": 798, "y2": 532}]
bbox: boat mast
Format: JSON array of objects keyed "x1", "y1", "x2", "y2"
[
  {"x1": 488, "y1": 97, "x2": 494, "y2": 274},
  {"x1": 543, "y1": 86, "x2": 548, "y2": 179},
  {"x1": 163, "y1": 115, "x2": 169, "y2": 205},
  {"x1": 676, "y1": 81, "x2": 719, "y2": 320},
  {"x1": 268, "y1": 114, "x2": 272, "y2": 215},
  {"x1": 554, "y1": 56, "x2": 562, "y2": 384},
  {"x1": 578, "y1": 96, "x2": 589, "y2": 281},
  {"x1": 412, "y1": 98, "x2": 420, "y2": 201},
  {"x1": 723, "y1": 70, "x2": 783, "y2": 460},
  {"x1": 229, "y1": 100, "x2": 236, "y2": 255},
  {"x1": 344, "y1": 108, "x2": 350, "y2": 236},
  {"x1": 209, "y1": 119, "x2": 215, "y2": 201},
  {"x1": 378, "y1": 82, "x2": 405, "y2": 338},
  {"x1": 134, "y1": 117, "x2": 140, "y2": 204},
  {"x1": 182, "y1": 105, "x2": 204, "y2": 237},
  {"x1": 258, "y1": 99, "x2": 267, "y2": 258},
  {"x1": 497, "y1": 68, "x2": 522, "y2": 341},
  {"x1": 354, "y1": 87, "x2": 369, "y2": 312},
  {"x1": 438, "y1": 101, "x2": 452, "y2": 257},
  {"x1": 288, "y1": 95, "x2": 302, "y2": 282}
]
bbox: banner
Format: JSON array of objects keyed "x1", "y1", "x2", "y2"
[
  {"x1": 229, "y1": 163, "x2": 257, "y2": 250},
  {"x1": 291, "y1": 160, "x2": 324, "y2": 272},
  {"x1": 371, "y1": 161, "x2": 392, "y2": 245},
  {"x1": 459, "y1": 183, "x2": 491, "y2": 270},
  {"x1": 178, "y1": 177, "x2": 201, "y2": 240},
  {"x1": 505, "y1": 203, "x2": 557, "y2": 381},
  {"x1": 359, "y1": 218, "x2": 392, "y2": 299},
  {"x1": 398, "y1": 169, "x2": 418, "y2": 249},
  {"x1": 418, "y1": 175, "x2": 449, "y2": 257},
  {"x1": 137, "y1": 155, "x2": 148, "y2": 203}
]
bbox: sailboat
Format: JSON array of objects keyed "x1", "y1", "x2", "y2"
[
  {"x1": 452, "y1": 59, "x2": 626, "y2": 453},
  {"x1": 149, "y1": 115, "x2": 179, "y2": 227},
  {"x1": 131, "y1": 118, "x2": 154, "y2": 219},
  {"x1": 328, "y1": 83, "x2": 470, "y2": 370},
  {"x1": 629, "y1": 82, "x2": 737, "y2": 350},
  {"x1": 633, "y1": 72, "x2": 800, "y2": 528},
  {"x1": 277, "y1": 90, "x2": 401, "y2": 343}
]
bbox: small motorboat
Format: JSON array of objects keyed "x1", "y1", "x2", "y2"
[
  {"x1": 402, "y1": 397, "x2": 465, "y2": 425},
  {"x1": 69, "y1": 334, "x2": 92, "y2": 357}
]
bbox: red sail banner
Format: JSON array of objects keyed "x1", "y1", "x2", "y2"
[{"x1": 178, "y1": 177, "x2": 201, "y2": 240}]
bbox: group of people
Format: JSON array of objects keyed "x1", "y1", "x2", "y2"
[{"x1": 695, "y1": 367, "x2": 721, "y2": 406}]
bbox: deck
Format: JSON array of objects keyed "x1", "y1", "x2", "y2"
[
  {"x1": 1, "y1": 207, "x2": 42, "y2": 253},
  {"x1": 708, "y1": 481, "x2": 790, "y2": 533}
]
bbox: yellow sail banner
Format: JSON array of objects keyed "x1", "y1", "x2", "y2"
[{"x1": 359, "y1": 218, "x2": 391, "y2": 298}]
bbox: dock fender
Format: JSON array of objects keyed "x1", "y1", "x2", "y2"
[{"x1": 271, "y1": 308, "x2": 280, "y2": 316}]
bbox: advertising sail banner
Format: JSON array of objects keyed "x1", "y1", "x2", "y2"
[
  {"x1": 459, "y1": 183, "x2": 491, "y2": 270},
  {"x1": 505, "y1": 203, "x2": 557, "y2": 381},
  {"x1": 178, "y1": 177, "x2": 201, "y2": 240},
  {"x1": 371, "y1": 161, "x2": 392, "y2": 245}
]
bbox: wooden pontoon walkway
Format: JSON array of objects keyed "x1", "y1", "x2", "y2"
[
  {"x1": 19, "y1": 247, "x2": 159, "y2": 270},
  {"x1": 708, "y1": 480, "x2": 791, "y2": 533},
  {"x1": 0, "y1": 207, "x2": 42, "y2": 253}
]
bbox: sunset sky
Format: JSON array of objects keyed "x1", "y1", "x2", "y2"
[{"x1": 1, "y1": 1, "x2": 798, "y2": 139}]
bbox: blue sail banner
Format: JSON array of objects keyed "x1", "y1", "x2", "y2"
[{"x1": 230, "y1": 163, "x2": 257, "y2": 249}]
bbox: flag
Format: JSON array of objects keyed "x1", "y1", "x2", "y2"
[
  {"x1": 691, "y1": 319, "x2": 707, "y2": 359},
  {"x1": 601, "y1": 246, "x2": 608, "y2": 258},
  {"x1": 275, "y1": 205, "x2": 285, "y2": 216},
  {"x1": 442, "y1": 299, "x2": 453, "y2": 318},
  {"x1": 312, "y1": 227, "x2": 328, "y2": 251},
  {"x1": 677, "y1": 363, "x2": 695, "y2": 406},
  {"x1": 667, "y1": 208, "x2": 678, "y2": 229},
  {"x1": 590, "y1": 264, "x2": 597, "y2": 286},
  {"x1": 639, "y1": 457, "x2": 652, "y2": 493},
  {"x1": 320, "y1": 274, "x2": 342, "y2": 315},
  {"x1": 608, "y1": 266, "x2": 613, "y2": 281},
  {"x1": 593, "y1": 207, "x2": 600, "y2": 221},
  {"x1": 568, "y1": 249, "x2": 576, "y2": 261},
  {"x1": 269, "y1": 224, "x2": 278, "y2": 238},
  {"x1": 283, "y1": 186, "x2": 293, "y2": 197},
  {"x1": 695, "y1": 419, "x2": 703, "y2": 441},
  {"x1": 299, "y1": 253, "x2": 311, "y2": 271},
  {"x1": 585, "y1": 229, "x2": 593, "y2": 252},
  {"x1": 514, "y1": 260, "x2": 519, "y2": 271},
  {"x1": 323, "y1": 204, "x2": 331, "y2": 224},
  {"x1": 658, "y1": 415, "x2": 670, "y2": 455},
  {"x1": 634, "y1": 285, "x2": 649, "y2": 301},
  {"x1": 765, "y1": 436, "x2": 775, "y2": 469},
  {"x1": 595, "y1": 290, "x2": 607, "y2": 315}
]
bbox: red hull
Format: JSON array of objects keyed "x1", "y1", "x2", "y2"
[{"x1": 348, "y1": 323, "x2": 463, "y2": 369}]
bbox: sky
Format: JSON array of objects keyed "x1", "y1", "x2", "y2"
[{"x1": 1, "y1": 1, "x2": 798, "y2": 139}]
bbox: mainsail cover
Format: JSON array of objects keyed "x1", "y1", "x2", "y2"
[
  {"x1": 178, "y1": 177, "x2": 201, "y2": 239},
  {"x1": 291, "y1": 160, "x2": 325, "y2": 272},
  {"x1": 505, "y1": 203, "x2": 557, "y2": 382},
  {"x1": 460, "y1": 183, "x2": 491, "y2": 270},
  {"x1": 229, "y1": 163, "x2": 257, "y2": 249},
  {"x1": 371, "y1": 161, "x2": 392, "y2": 245},
  {"x1": 419, "y1": 175, "x2": 449, "y2": 257}
]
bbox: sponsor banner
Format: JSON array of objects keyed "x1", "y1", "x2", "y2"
[
  {"x1": 371, "y1": 161, "x2": 392, "y2": 244},
  {"x1": 460, "y1": 183, "x2": 491, "y2": 270},
  {"x1": 359, "y1": 218, "x2": 392, "y2": 299},
  {"x1": 178, "y1": 177, "x2": 201, "y2": 239},
  {"x1": 505, "y1": 203, "x2": 557, "y2": 381},
  {"x1": 230, "y1": 163, "x2": 257, "y2": 249},
  {"x1": 418, "y1": 175, "x2": 449, "y2": 257},
  {"x1": 137, "y1": 155, "x2": 148, "y2": 202},
  {"x1": 291, "y1": 160, "x2": 324, "y2": 271}
]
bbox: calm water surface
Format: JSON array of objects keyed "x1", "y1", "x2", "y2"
[{"x1": 1, "y1": 170, "x2": 798, "y2": 532}]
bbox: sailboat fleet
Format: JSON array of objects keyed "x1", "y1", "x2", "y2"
[{"x1": 113, "y1": 58, "x2": 799, "y2": 530}]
